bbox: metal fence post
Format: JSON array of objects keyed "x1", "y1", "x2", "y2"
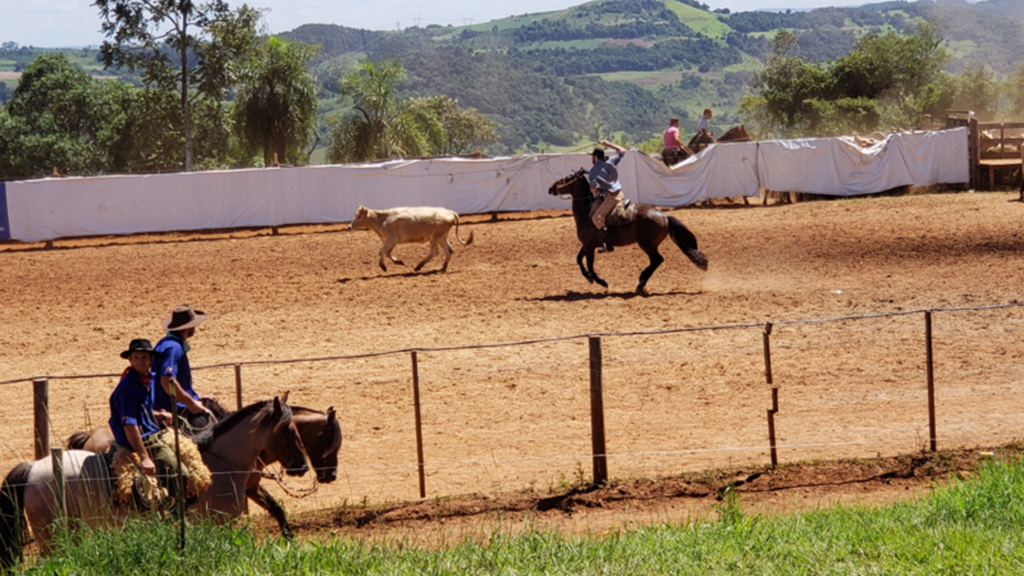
[
  {"x1": 589, "y1": 336, "x2": 608, "y2": 485},
  {"x1": 33, "y1": 378, "x2": 49, "y2": 460},
  {"x1": 925, "y1": 311, "x2": 937, "y2": 452},
  {"x1": 411, "y1": 351, "x2": 426, "y2": 498}
]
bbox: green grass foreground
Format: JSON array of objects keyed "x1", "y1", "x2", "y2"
[{"x1": 22, "y1": 458, "x2": 1024, "y2": 575}]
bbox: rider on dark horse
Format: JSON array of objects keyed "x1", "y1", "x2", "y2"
[{"x1": 588, "y1": 139, "x2": 628, "y2": 253}]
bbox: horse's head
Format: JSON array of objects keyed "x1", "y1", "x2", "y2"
[
  {"x1": 262, "y1": 396, "x2": 310, "y2": 477},
  {"x1": 293, "y1": 406, "x2": 342, "y2": 483},
  {"x1": 548, "y1": 168, "x2": 589, "y2": 199}
]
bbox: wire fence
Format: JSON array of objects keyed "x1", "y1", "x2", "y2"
[{"x1": 1, "y1": 302, "x2": 1023, "y2": 511}]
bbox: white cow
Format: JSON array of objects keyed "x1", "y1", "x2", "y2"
[{"x1": 349, "y1": 205, "x2": 474, "y2": 272}]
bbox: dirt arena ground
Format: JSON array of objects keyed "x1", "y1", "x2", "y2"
[{"x1": 2, "y1": 190, "x2": 1023, "y2": 540}]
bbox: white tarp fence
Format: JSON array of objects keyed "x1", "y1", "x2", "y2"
[{"x1": 0, "y1": 128, "x2": 967, "y2": 243}]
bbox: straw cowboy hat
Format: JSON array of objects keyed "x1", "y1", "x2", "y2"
[
  {"x1": 162, "y1": 304, "x2": 208, "y2": 331},
  {"x1": 120, "y1": 338, "x2": 156, "y2": 359}
]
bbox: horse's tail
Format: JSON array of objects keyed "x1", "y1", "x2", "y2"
[
  {"x1": 667, "y1": 216, "x2": 708, "y2": 271},
  {"x1": 452, "y1": 213, "x2": 474, "y2": 246},
  {"x1": 67, "y1": 430, "x2": 91, "y2": 450},
  {"x1": 0, "y1": 462, "x2": 32, "y2": 570}
]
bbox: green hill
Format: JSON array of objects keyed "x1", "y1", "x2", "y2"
[
  {"x1": 4, "y1": 0, "x2": 1020, "y2": 155},
  {"x1": 277, "y1": 0, "x2": 1022, "y2": 154}
]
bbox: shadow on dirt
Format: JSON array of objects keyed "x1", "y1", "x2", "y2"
[
  {"x1": 521, "y1": 289, "x2": 700, "y2": 302},
  {"x1": 337, "y1": 269, "x2": 450, "y2": 283}
]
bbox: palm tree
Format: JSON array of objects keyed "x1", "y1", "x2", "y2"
[
  {"x1": 326, "y1": 60, "x2": 442, "y2": 163},
  {"x1": 231, "y1": 37, "x2": 319, "y2": 166}
]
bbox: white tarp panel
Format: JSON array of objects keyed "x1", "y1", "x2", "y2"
[
  {"x1": 629, "y1": 141, "x2": 761, "y2": 206},
  {"x1": 2, "y1": 129, "x2": 968, "y2": 242},
  {"x1": 756, "y1": 127, "x2": 969, "y2": 195}
]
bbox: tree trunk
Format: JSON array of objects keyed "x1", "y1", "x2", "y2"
[{"x1": 181, "y1": 22, "x2": 193, "y2": 172}]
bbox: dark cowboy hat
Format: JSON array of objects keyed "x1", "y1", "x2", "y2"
[
  {"x1": 591, "y1": 148, "x2": 606, "y2": 160},
  {"x1": 162, "y1": 304, "x2": 208, "y2": 331},
  {"x1": 120, "y1": 338, "x2": 155, "y2": 359}
]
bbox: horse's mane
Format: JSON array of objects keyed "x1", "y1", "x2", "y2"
[{"x1": 193, "y1": 399, "x2": 292, "y2": 450}]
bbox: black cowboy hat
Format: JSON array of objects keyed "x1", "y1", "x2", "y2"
[
  {"x1": 162, "y1": 304, "x2": 208, "y2": 331},
  {"x1": 120, "y1": 338, "x2": 155, "y2": 359},
  {"x1": 591, "y1": 148, "x2": 606, "y2": 160}
]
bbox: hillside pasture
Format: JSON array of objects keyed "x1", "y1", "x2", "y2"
[{"x1": 1, "y1": 191, "x2": 1022, "y2": 527}]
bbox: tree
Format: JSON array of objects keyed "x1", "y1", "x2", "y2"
[
  {"x1": 94, "y1": 1, "x2": 261, "y2": 171},
  {"x1": 326, "y1": 60, "x2": 442, "y2": 163},
  {"x1": 408, "y1": 95, "x2": 498, "y2": 156},
  {"x1": 2, "y1": 53, "x2": 110, "y2": 177},
  {"x1": 1006, "y1": 64, "x2": 1024, "y2": 118},
  {"x1": 231, "y1": 37, "x2": 319, "y2": 166},
  {"x1": 744, "y1": 23, "x2": 952, "y2": 137}
]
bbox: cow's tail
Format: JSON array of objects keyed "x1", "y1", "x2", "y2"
[
  {"x1": 0, "y1": 462, "x2": 31, "y2": 570},
  {"x1": 453, "y1": 213, "x2": 474, "y2": 246},
  {"x1": 67, "y1": 430, "x2": 90, "y2": 450},
  {"x1": 668, "y1": 216, "x2": 708, "y2": 271}
]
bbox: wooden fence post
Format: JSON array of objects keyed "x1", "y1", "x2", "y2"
[
  {"x1": 925, "y1": 311, "x2": 937, "y2": 452},
  {"x1": 234, "y1": 364, "x2": 243, "y2": 411},
  {"x1": 589, "y1": 336, "x2": 608, "y2": 485},
  {"x1": 411, "y1": 351, "x2": 426, "y2": 498},
  {"x1": 33, "y1": 378, "x2": 49, "y2": 460},
  {"x1": 763, "y1": 323, "x2": 778, "y2": 467}
]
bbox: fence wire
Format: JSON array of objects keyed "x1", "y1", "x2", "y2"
[{"x1": 0, "y1": 302, "x2": 1021, "y2": 507}]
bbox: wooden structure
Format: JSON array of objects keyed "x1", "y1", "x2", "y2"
[{"x1": 945, "y1": 111, "x2": 1024, "y2": 190}]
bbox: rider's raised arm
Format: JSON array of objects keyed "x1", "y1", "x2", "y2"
[{"x1": 600, "y1": 140, "x2": 627, "y2": 154}]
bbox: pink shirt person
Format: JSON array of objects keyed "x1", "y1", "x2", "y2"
[{"x1": 663, "y1": 117, "x2": 684, "y2": 150}]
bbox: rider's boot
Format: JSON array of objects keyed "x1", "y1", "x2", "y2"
[{"x1": 600, "y1": 227, "x2": 614, "y2": 253}]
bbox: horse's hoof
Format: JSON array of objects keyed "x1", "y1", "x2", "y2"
[
  {"x1": 379, "y1": 263, "x2": 387, "y2": 272},
  {"x1": 394, "y1": 260, "x2": 405, "y2": 266},
  {"x1": 596, "y1": 279, "x2": 608, "y2": 288}
]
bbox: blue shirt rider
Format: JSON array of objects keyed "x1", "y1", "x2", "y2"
[
  {"x1": 153, "y1": 304, "x2": 216, "y2": 431},
  {"x1": 108, "y1": 338, "x2": 173, "y2": 478},
  {"x1": 587, "y1": 139, "x2": 628, "y2": 252}
]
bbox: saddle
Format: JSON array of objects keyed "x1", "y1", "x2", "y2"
[
  {"x1": 109, "y1": 429, "x2": 212, "y2": 512},
  {"x1": 589, "y1": 194, "x2": 636, "y2": 227}
]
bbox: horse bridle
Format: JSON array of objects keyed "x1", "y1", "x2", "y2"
[{"x1": 554, "y1": 169, "x2": 586, "y2": 198}]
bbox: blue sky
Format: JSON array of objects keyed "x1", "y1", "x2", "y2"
[{"x1": 2, "y1": 0, "x2": 913, "y2": 49}]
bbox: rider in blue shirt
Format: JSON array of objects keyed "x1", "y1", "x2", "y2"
[
  {"x1": 588, "y1": 139, "x2": 628, "y2": 253},
  {"x1": 153, "y1": 305, "x2": 216, "y2": 431},
  {"x1": 109, "y1": 338, "x2": 185, "y2": 492}
]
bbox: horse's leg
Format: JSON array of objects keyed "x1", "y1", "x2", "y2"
[
  {"x1": 576, "y1": 247, "x2": 595, "y2": 284},
  {"x1": 636, "y1": 240, "x2": 664, "y2": 294},
  {"x1": 246, "y1": 484, "x2": 293, "y2": 539},
  {"x1": 584, "y1": 247, "x2": 608, "y2": 288}
]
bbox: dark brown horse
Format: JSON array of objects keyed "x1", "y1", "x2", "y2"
[
  {"x1": 688, "y1": 124, "x2": 752, "y2": 153},
  {"x1": 548, "y1": 169, "x2": 708, "y2": 293}
]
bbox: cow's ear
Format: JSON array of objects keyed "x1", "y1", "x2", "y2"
[{"x1": 356, "y1": 205, "x2": 367, "y2": 217}]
